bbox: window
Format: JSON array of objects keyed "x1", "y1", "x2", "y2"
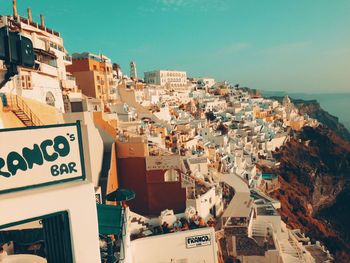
[
  {"x1": 164, "y1": 169, "x2": 179, "y2": 182},
  {"x1": 71, "y1": 101, "x2": 83, "y2": 112},
  {"x1": 34, "y1": 51, "x2": 57, "y2": 67},
  {"x1": 0, "y1": 211, "x2": 73, "y2": 263},
  {"x1": 21, "y1": 75, "x2": 32, "y2": 90},
  {"x1": 26, "y1": 75, "x2": 32, "y2": 89},
  {"x1": 93, "y1": 65, "x2": 97, "y2": 71}
]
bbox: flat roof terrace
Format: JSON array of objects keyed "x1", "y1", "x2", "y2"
[{"x1": 257, "y1": 205, "x2": 279, "y2": 216}]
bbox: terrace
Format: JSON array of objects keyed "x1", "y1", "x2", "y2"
[
  {"x1": 10, "y1": 15, "x2": 60, "y2": 37},
  {"x1": 257, "y1": 205, "x2": 279, "y2": 216}
]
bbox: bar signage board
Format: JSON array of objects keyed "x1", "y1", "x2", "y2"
[
  {"x1": 0, "y1": 122, "x2": 85, "y2": 194},
  {"x1": 185, "y1": 234, "x2": 211, "y2": 249}
]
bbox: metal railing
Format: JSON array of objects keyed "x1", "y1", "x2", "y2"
[
  {"x1": 18, "y1": 16, "x2": 60, "y2": 37},
  {"x1": 6, "y1": 94, "x2": 44, "y2": 126},
  {"x1": 118, "y1": 206, "x2": 128, "y2": 262}
]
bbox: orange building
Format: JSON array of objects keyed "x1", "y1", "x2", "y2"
[
  {"x1": 115, "y1": 140, "x2": 186, "y2": 216},
  {"x1": 66, "y1": 52, "x2": 115, "y2": 102}
]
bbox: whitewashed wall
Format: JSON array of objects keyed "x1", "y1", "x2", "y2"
[
  {"x1": 130, "y1": 227, "x2": 218, "y2": 263},
  {"x1": 0, "y1": 181, "x2": 101, "y2": 263},
  {"x1": 62, "y1": 112, "x2": 104, "y2": 187}
]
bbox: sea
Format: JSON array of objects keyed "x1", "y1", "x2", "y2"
[{"x1": 261, "y1": 91, "x2": 350, "y2": 132}]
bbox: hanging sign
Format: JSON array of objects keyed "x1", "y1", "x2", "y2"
[{"x1": 0, "y1": 122, "x2": 85, "y2": 194}]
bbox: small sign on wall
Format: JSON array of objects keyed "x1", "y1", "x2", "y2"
[
  {"x1": 185, "y1": 234, "x2": 211, "y2": 249},
  {"x1": 0, "y1": 122, "x2": 85, "y2": 194}
]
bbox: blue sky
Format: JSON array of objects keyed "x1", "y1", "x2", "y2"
[{"x1": 3, "y1": 0, "x2": 350, "y2": 93}]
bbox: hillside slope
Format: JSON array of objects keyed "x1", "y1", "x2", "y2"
[{"x1": 267, "y1": 126, "x2": 350, "y2": 262}]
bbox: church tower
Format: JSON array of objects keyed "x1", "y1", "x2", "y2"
[{"x1": 130, "y1": 61, "x2": 137, "y2": 80}]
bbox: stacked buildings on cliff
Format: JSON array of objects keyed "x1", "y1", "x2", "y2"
[{"x1": 0, "y1": 3, "x2": 329, "y2": 263}]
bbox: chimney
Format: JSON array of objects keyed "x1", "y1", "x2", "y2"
[
  {"x1": 40, "y1": 14, "x2": 45, "y2": 27},
  {"x1": 13, "y1": 0, "x2": 18, "y2": 19},
  {"x1": 27, "y1": 7, "x2": 32, "y2": 23}
]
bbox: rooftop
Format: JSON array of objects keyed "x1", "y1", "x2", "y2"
[
  {"x1": 71, "y1": 52, "x2": 111, "y2": 63},
  {"x1": 0, "y1": 15, "x2": 60, "y2": 37},
  {"x1": 305, "y1": 245, "x2": 331, "y2": 263},
  {"x1": 256, "y1": 204, "x2": 279, "y2": 216}
]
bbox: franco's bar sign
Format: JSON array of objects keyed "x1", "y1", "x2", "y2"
[
  {"x1": 0, "y1": 122, "x2": 85, "y2": 194},
  {"x1": 185, "y1": 234, "x2": 211, "y2": 249}
]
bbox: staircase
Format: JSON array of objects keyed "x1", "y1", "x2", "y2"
[
  {"x1": 252, "y1": 221, "x2": 268, "y2": 237},
  {"x1": 12, "y1": 109, "x2": 35, "y2": 126},
  {"x1": 278, "y1": 227, "x2": 306, "y2": 262},
  {"x1": 5, "y1": 94, "x2": 43, "y2": 126},
  {"x1": 131, "y1": 217, "x2": 150, "y2": 228}
]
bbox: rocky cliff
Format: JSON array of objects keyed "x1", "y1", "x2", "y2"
[
  {"x1": 267, "y1": 126, "x2": 350, "y2": 262},
  {"x1": 269, "y1": 96, "x2": 350, "y2": 143}
]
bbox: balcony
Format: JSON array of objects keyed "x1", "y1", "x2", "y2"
[
  {"x1": 67, "y1": 75, "x2": 75, "y2": 81},
  {"x1": 61, "y1": 79, "x2": 77, "y2": 90},
  {"x1": 39, "y1": 63, "x2": 58, "y2": 77}
]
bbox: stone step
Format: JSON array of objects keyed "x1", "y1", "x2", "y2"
[{"x1": 131, "y1": 217, "x2": 150, "y2": 227}]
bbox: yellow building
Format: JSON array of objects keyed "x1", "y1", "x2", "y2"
[{"x1": 66, "y1": 52, "x2": 115, "y2": 103}]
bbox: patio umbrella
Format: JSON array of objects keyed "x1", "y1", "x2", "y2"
[{"x1": 106, "y1": 188, "x2": 135, "y2": 202}]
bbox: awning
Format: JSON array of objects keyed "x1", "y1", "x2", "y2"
[
  {"x1": 106, "y1": 188, "x2": 135, "y2": 202},
  {"x1": 96, "y1": 204, "x2": 123, "y2": 236},
  {"x1": 33, "y1": 48, "x2": 57, "y2": 59}
]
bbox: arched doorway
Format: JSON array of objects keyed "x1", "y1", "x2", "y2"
[{"x1": 45, "y1": 91, "x2": 55, "y2": 107}]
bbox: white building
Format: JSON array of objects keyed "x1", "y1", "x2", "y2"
[
  {"x1": 127, "y1": 227, "x2": 219, "y2": 263},
  {"x1": 144, "y1": 70, "x2": 187, "y2": 89},
  {"x1": 0, "y1": 123, "x2": 101, "y2": 262},
  {"x1": 0, "y1": 11, "x2": 74, "y2": 112},
  {"x1": 197, "y1": 77, "x2": 215, "y2": 89}
]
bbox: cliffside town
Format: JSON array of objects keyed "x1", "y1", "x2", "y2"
[
  {"x1": 1, "y1": 5, "x2": 348, "y2": 263},
  {"x1": 268, "y1": 96, "x2": 350, "y2": 144}
]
